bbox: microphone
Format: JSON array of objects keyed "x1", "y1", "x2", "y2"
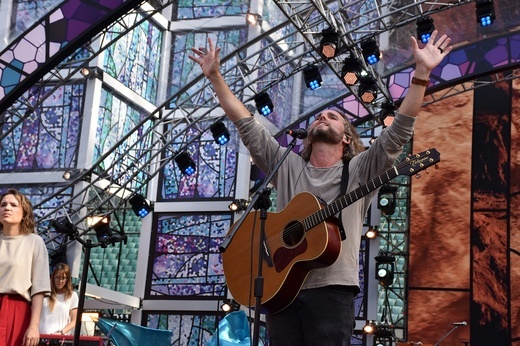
[
  {"x1": 452, "y1": 321, "x2": 467, "y2": 326},
  {"x1": 286, "y1": 128, "x2": 308, "y2": 139}
]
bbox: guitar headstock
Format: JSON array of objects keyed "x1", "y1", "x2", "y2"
[{"x1": 397, "y1": 148, "x2": 440, "y2": 176}]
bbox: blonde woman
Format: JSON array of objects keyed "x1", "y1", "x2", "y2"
[
  {"x1": 0, "y1": 189, "x2": 50, "y2": 346},
  {"x1": 40, "y1": 263, "x2": 79, "y2": 336}
]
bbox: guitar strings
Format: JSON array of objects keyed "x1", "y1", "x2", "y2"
[{"x1": 259, "y1": 158, "x2": 415, "y2": 248}]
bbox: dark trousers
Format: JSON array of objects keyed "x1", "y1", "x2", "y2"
[{"x1": 266, "y1": 285, "x2": 357, "y2": 346}]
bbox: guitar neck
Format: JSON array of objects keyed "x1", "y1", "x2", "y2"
[{"x1": 304, "y1": 166, "x2": 399, "y2": 229}]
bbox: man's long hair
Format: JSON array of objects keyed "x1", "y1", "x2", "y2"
[{"x1": 300, "y1": 109, "x2": 365, "y2": 161}]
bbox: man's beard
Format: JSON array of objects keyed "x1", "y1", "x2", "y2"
[{"x1": 309, "y1": 126, "x2": 343, "y2": 144}]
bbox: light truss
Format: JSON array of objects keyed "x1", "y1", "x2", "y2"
[{"x1": 10, "y1": 0, "x2": 510, "y2": 254}]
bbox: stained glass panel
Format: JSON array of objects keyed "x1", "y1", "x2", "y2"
[
  {"x1": 160, "y1": 123, "x2": 237, "y2": 201},
  {"x1": 175, "y1": 0, "x2": 248, "y2": 19},
  {"x1": 95, "y1": 88, "x2": 155, "y2": 191},
  {"x1": 0, "y1": 83, "x2": 83, "y2": 171},
  {"x1": 103, "y1": 14, "x2": 162, "y2": 103},
  {"x1": 148, "y1": 212, "x2": 229, "y2": 298},
  {"x1": 169, "y1": 29, "x2": 248, "y2": 109}
]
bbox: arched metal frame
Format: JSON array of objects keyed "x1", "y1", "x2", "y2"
[{"x1": 0, "y1": 0, "x2": 519, "y2": 342}]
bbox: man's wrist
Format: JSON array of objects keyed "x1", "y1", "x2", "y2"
[{"x1": 411, "y1": 76, "x2": 430, "y2": 87}]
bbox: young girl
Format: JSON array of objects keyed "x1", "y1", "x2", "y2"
[{"x1": 40, "y1": 263, "x2": 79, "y2": 336}]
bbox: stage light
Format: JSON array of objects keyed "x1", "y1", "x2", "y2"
[
  {"x1": 341, "y1": 57, "x2": 365, "y2": 86},
  {"x1": 210, "y1": 120, "x2": 230, "y2": 145},
  {"x1": 175, "y1": 151, "x2": 196, "y2": 175},
  {"x1": 246, "y1": 12, "x2": 262, "y2": 26},
  {"x1": 378, "y1": 184, "x2": 397, "y2": 215},
  {"x1": 363, "y1": 320, "x2": 377, "y2": 334},
  {"x1": 360, "y1": 37, "x2": 381, "y2": 65},
  {"x1": 254, "y1": 92, "x2": 274, "y2": 116},
  {"x1": 375, "y1": 254, "x2": 395, "y2": 286},
  {"x1": 129, "y1": 194, "x2": 152, "y2": 218},
  {"x1": 416, "y1": 16, "x2": 435, "y2": 43},
  {"x1": 303, "y1": 65, "x2": 322, "y2": 90},
  {"x1": 63, "y1": 168, "x2": 90, "y2": 181},
  {"x1": 378, "y1": 101, "x2": 396, "y2": 125},
  {"x1": 319, "y1": 28, "x2": 340, "y2": 59},
  {"x1": 80, "y1": 66, "x2": 102, "y2": 79},
  {"x1": 365, "y1": 226, "x2": 379, "y2": 239},
  {"x1": 358, "y1": 77, "x2": 378, "y2": 104},
  {"x1": 89, "y1": 214, "x2": 124, "y2": 248},
  {"x1": 476, "y1": 0, "x2": 495, "y2": 27},
  {"x1": 80, "y1": 67, "x2": 92, "y2": 77},
  {"x1": 228, "y1": 199, "x2": 249, "y2": 212},
  {"x1": 52, "y1": 216, "x2": 77, "y2": 240},
  {"x1": 221, "y1": 299, "x2": 240, "y2": 313}
]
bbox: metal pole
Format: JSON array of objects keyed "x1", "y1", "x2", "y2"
[{"x1": 73, "y1": 239, "x2": 91, "y2": 346}]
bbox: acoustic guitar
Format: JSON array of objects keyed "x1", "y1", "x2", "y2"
[{"x1": 222, "y1": 148, "x2": 440, "y2": 314}]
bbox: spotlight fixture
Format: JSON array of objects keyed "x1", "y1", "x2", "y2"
[
  {"x1": 63, "y1": 168, "x2": 90, "y2": 181},
  {"x1": 365, "y1": 226, "x2": 379, "y2": 239},
  {"x1": 80, "y1": 66, "x2": 102, "y2": 80},
  {"x1": 221, "y1": 299, "x2": 240, "y2": 313},
  {"x1": 80, "y1": 67, "x2": 92, "y2": 77},
  {"x1": 228, "y1": 199, "x2": 249, "y2": 212},
  {"x1": 375, "y1": 254, "x2": 395, "y2": 286},
  {"x1": 303, "y1": 65, "x2": 323, "y2": 90},
  {"x1": 210, "y1": 120, "x2": 231, "y2": 145},
  {"x1": 378, "y1": 184, "x2": 397, "y2": 215},
  {"x1": 341, "y1": 57, "x2": 365, "y2": 86},
  {"x1": 129, "y1": 194, "x2": 152, "y2": 218},
  {"x1": 89, "y1": 214, "x2": 123, "y2": 248},
  {"x1": 378, "y1": 101, "x2": 396, "y2": 125},
  {"x1": 416, "y1": 16, "x2": 435, "y2": 44},
  {"x1": 358, "y1": 77, "x2": 378, "y2": 104},
  {"x1": 246, "y1": 12, "x2": 262, "y2": 26},
  {"x1": 360, "y1": 37, "x2": 381, "y2": 65},
  {"x1": 175, "y1": 151, "x2": 196, "y2": 175},
  {"x1": 254, "y1": 91, "x2": 274, "y2": 116},
  {"x1": 52, "y1": 216, "x2": 78, "y2": 240},
  {"x1": 476, "y1": 0, "x2": 495, "y2": 27},
  {"x1": 363, "y1": 320, "x2": 377, "y2": 334},
  {"x1": 319, "y1": 28, "x2": 340, "y2": 59}
]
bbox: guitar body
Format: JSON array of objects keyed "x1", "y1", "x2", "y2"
[{"x1": 222, "y1": 191, "x2": 342, "y2": 314}]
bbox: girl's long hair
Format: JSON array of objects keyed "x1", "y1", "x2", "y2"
[
  {"x1": 48, "y1": 263, "x2": 74, "y2": 312},
  {"x1": 0, "y1": 189, "x2": 36, "y2": 234}
]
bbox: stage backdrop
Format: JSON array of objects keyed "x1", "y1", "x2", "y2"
[{"x1": 408, "y1": 71, "x2": 520, "y2": 346}]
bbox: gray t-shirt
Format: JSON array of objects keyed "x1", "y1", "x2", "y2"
[{"x1": 235, "y1": 113, "x2": 415, "y2": 290}]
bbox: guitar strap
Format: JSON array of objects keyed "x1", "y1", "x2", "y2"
[{"x1": 337, "y1": 159, "x2": 349, "y2": 241}]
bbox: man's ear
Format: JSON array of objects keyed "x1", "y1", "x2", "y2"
[{"x1": 343, "y1": 135, "x2": 351, "y2": 145}]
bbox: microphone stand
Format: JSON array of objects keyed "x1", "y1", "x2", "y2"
[
  {"x1": 434, "y1": 324, "x2": 462, "y2": 346},
  {"x1": 219, "y1": 135, "x2": 301, "y2": 346}
]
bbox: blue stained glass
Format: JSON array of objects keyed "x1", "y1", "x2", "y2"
[
  {"x1": 1, "y1": 83, "x2": 83, "y2": 171},
  {"x1": 149, "y1": 213, "x2": 230, "y2": 298},
  {"x1": 160, "y1": 123, "x2": 237, "y2": 201},
  {"x1": 94, "y1": 88, "x2": 154, "y2": 191},
  {"x1": 103, "y1": 14, "x2": 162, "y2": 103},
  {"x1": 175, "y1": 0, "x2": 247, "y2": 19}
]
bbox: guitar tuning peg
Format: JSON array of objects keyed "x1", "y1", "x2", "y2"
[
  {"x1": 425, "y1": 169, "x2": 430, "y2": 174},
  {"x1": 415, "y1": 173, "x2": 421, "y2": 179},
  {"x1": 435, "y1": 163, "x2": 440, "y2": 169}
]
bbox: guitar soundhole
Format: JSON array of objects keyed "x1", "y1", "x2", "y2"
[{"x1": 282, "y1": 221, "x2": 305, "y2": 247}]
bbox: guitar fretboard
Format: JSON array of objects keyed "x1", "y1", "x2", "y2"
[{"x1": 303, "y1": 165, "x2": 399, "y2": 230}]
